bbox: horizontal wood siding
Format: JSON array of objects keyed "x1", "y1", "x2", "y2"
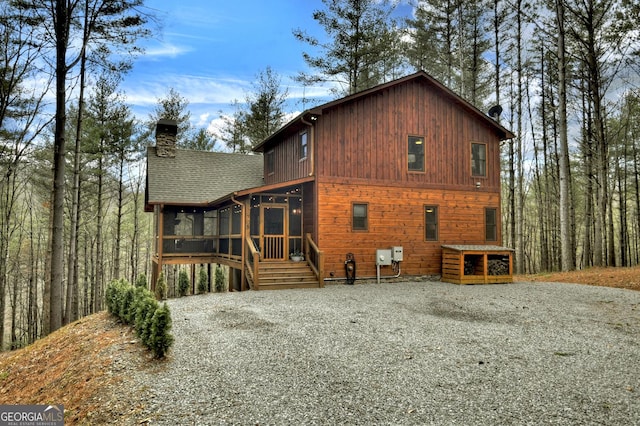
[
  {"x1": 265, "y1": 126, "x2": 311, "y2": 185},
  {"x1": 314, "y1": 79, "x2": 501, "y2": 191},
  {"x1": 316, "y1": 181, "x2": 501, "y2": 279}
]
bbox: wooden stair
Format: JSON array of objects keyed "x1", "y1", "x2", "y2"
[{"x1": 255, "y1": 261, "x2": 321, "y2": 290}]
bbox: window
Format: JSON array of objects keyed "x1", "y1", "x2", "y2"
[
  {"x1": 408, "y1": 136, "x2": 424, "y2": 171},
  {"x1": 266, "y1": 150, "x2": 274, "y2": 175},
  {"x1": 485, "y1": 208, "x2": 497, "y2": 241},
  {"x1": 425, "y1": 206, "x2": 438, "y2": 241},
  {"x1": 300, "y1": 131, "x2": 308, "y2": 159},
  {"x1": 472, "y1": 143, "x2": 486, "y2": 176},
  {"x1": 352, "y1": 203, "x2": 368, "y2": 231}
]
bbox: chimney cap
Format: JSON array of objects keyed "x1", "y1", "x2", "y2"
[{"x1": 156, "y1": 119, "x2": 178, "y2": 136}]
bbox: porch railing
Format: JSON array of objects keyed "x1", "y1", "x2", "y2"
[
  {"x1": 304, "y1": 233, "x2": 324, "y2": 288},
  {"x1": 245, "y1": 235, "x2": 260, "y2": 290}
]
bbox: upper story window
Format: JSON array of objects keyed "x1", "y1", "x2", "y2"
[
  {"x1": 300, "y1": 131, "x2": 308, "y2": 160},
  {"x1": 352, "y1": 203, "x2": 368, "y2": 231},
  {"x1": 471, "y1": 143, "x2": 487, "y2": 177},
  {"x1": 266, "y1": 150, "x2": 274, "y2": 175},
  {"x1": 408, "y1": 136, "x2": 424, "y2": 172}
]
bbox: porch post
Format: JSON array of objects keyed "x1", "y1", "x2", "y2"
[{"x1": 153, "y1": 205, "x2": 165, "y2": 292}]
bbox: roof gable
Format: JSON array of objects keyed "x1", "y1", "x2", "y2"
[
  {"x1": 254, "y1": 71, "x2": 514, "y2": 152},
  {"x1": 146, "y1": 147, "x2": 263, "y2": 206}
]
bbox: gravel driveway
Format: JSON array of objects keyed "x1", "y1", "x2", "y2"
[{"x1": 128, "y1": 280, "x2": 640, "y2": 425}]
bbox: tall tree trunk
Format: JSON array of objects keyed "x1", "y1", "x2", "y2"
[
  {"x1": 94, "y1": 153, "x2": 104, "y2": 312},
  {"x1": 114, "y1": 157, "x2": 124, "y2": 280},
  {"x1": 65, "y1": 9, "x2": 89, "y2": 324},
  {"x1": 556, "y1": 0, "x2": 575, "y2": 271},
  {"x1": 49, "y1": 0, "x2": 70, "y2": 334},
  {"x1": 514, "y1": 0, "x2": 524, "y2": 273}
]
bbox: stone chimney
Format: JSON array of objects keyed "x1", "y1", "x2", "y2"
[{"x1": 155, "y1": 119, "x2": 178, "y2": 158}]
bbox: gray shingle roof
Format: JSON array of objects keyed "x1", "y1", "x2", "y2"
[{"x1": 146, "y1": 147, "x2": 264, "y2": 205}]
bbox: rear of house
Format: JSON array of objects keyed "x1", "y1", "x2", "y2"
[
  {"x1": 255, "y1": 71, "x2": 513, "y2": 280},
  {"x1": 146, "y1": 71, "x2": 514, "y2": 290}
]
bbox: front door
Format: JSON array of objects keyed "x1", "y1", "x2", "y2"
[{"x1": 262, "y1": 205, "x2": 286, "y2": 260}]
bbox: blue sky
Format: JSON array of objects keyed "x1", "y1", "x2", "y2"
[
  {"x1": 122, "y1": 1, "x2": 336, "y2": 131},
  {"x1": 121, "y1": 1, "x2": 414, "y2": 133}
]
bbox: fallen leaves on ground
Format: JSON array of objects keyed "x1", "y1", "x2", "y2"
[
  {"x1": 516, "y1": 265, "x2": 640, "y2": 292},
  {"x1": 0, "y1": 311, "x2": 149, "y2": 424}
]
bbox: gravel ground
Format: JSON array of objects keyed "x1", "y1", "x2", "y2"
[{"x1": 125, "y1": 280, "x2": 640, "y2": 425}]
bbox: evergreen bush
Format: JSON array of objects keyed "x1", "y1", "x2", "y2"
[
  {"x1": 119, "y1": 284, "x2": 135, "y2": 324},
  {"x1": 135, "y1": 273, "x2": 148, "y2": 288},
  {"x1": 106, "y1": 276, "x2": 173, "y2": 358},
  {"x1": 149, "y1": 303, "x2": 174, "y2": 358},
  {"x1": 215, "y1": 265, "x2": 226, "y2": 292},
  {"x1": 136, "y1": 296, "x2": 158, "y2": 346},
  {"x1": 198, "y1": 267, "x2": 208, "y2": 293},
  {"x1": 178, "y1": 270, "x2": 190, "y2": 297},
  {"x1": 155, "y1": 272, "x2": 167, "y2": 300}
]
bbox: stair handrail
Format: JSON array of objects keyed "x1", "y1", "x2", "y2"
[
  {"x1": 305, "y1": 233, "x2": 324, "y2": 288},
  {"x1": 245, "y1": 236, "x2": 260, "y2": 290}
]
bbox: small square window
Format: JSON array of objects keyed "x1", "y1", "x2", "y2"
[
  {"x1": 408, "y1": 136, "x2": 424, "y2": 172},
  {"x1": 485, "y1": 208, "x2": 497, "y2": 241},
  {"x1": 300, "y1": 131, "x2": 308, "y2": 159},
  {"x1": 472, "y1": 143, "x2": 486, "y2": 176},
  {"x1": 425, "y1": 206, "x2": 438, "y2": 241},
  {"x1": 352, "y1": 203, "x2": 368, "y2": 231}
]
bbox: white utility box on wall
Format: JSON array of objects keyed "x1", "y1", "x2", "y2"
[
  {"x1": 391, "y1": 246, "x2": 403, "y2": 262},
  {"x1": 376, "y1": 249, "x2": 392, "y2": 266}
]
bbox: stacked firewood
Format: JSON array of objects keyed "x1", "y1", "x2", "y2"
[
  {"x1": 464, "y1": 260, "x2": 475, "y2": 275},
  {"x1": 488, "y1": 258, "x2": 510, "y2": 275}
]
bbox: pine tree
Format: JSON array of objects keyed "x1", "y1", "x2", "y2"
[{"x1": 294, "y1": 0, "x2": 398, "y2": 95}]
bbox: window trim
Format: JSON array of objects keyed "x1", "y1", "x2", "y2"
[
  {"x1": 299, "y1": 131, "x2": 308, "y2": 161},
  {"x1": 424, "y1": 205, "x2": 439, "y2": 241},
  {"x1": 408, "y1": 135, "x2": 425, "y2": 172},
  {"x1": 266, "y1": 149, "x2": 275, "y2": 176},
  {"x1": 352, "y1": 202, "x2": 369, "y2": 232},
  {"x1": 471, "y1": 142, "x2": 487, "y2": 177},
  {"x1": 485, "y1": 207, "x2": 498, "y2": 242}
]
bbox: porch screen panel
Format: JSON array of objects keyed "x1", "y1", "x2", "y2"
[{"x1": 289, "y1": 197, "x2": 302, "y2": 253}]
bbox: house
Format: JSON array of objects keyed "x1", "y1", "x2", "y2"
[{"x1": 145, "y1": 71, "x2": 515, "y2": 291}]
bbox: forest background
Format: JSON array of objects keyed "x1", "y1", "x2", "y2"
[{"x1": 1, "y1": 0, "x2": 639, "y2": 350}]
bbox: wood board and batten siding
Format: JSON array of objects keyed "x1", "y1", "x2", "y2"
[
  {"x1": 313, "y1": 77, "x2": 502, "y2": 190},
  {"x1": 264, "y1": 124, "x2": 311, "y2": 185}
]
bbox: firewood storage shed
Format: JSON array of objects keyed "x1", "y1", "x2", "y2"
[{"x1": 441, "y1": 245, "x2": 514, "y2": 284}]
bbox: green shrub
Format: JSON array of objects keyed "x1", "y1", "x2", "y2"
[
  {"x1": 178, "y1": 270, "x2": 190, "y2": 297},
  {"x1": 106, "y1": 279, "x2": 129, "y2": 318},
  {"x1": 197, "y1": 267, "x2": 208, "y2": 294},
  {"x1": 119, "y1": 284, "x2": 135, "y2": 324},
  {"x1": 155, "y1": 272, "x2": 167, "y2": 300},
  {"x1": 214, "y1": 266, "x2": 226, "y2": 292},
  {"x1": 149, "y1": 303, "x2": 174, "y2": 358},
  {"x1": 107, "y1": 275, "x2": 173, "y2": 358},
  {"x1": 136, "y1": 296, "x2": 158, "y2": 346},
  {"x1": 135, "y1": 273, "x2": 148, "y2": 288}
]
